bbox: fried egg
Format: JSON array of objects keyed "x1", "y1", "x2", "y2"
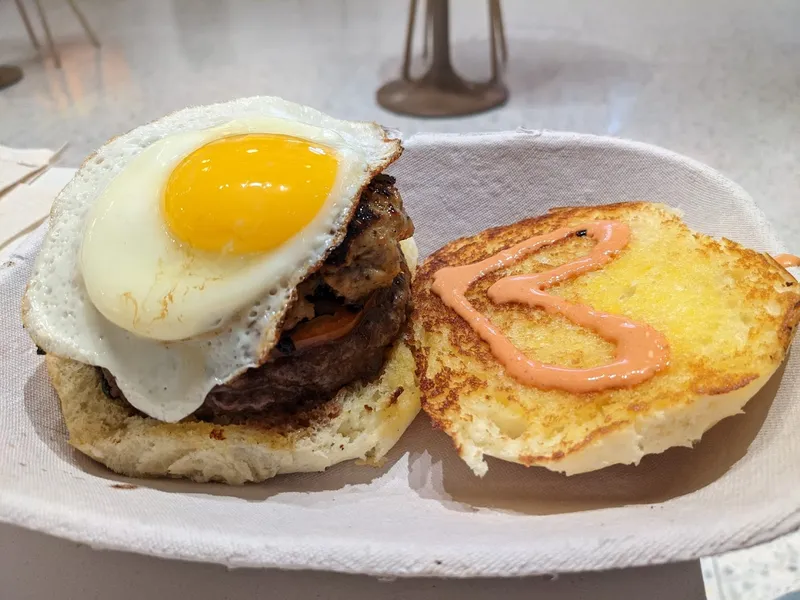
[{"x1": 23, "y1": 97, "x2": 402, "y2": 422}]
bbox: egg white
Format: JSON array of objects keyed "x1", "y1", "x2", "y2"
[
  {"x1": 81, "y1": 117, "x2": 367, "y2": 342},
  {"x1": 23, "y1": 97, "x2": 402, "y2": 422}
]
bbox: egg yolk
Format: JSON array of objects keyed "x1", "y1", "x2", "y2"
[{"x1": 162, "y1": 133, "x2": 338, "y2": 255}]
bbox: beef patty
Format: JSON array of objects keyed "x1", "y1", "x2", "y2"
[
  {"x1": 196, "y1": 268, "x2": 410, "y2": 422},
  {"x1": 99, "y1": 174, "x2": 414, "y2": 422}
]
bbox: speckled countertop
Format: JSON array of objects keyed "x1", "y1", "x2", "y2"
[{"x1": 1, "y1": 0, "x2": 798, "y2": 598}]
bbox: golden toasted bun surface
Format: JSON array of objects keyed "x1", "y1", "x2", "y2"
[
  {"x1": 411, "y1": 202, "x2": 800, "y2": 476},
  {"x1": 47, "y1": 338, "x2": 420, "y2": 484}
]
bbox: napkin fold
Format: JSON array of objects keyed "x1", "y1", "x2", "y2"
[
  {"x1": 0, "y1": 144, "x2": 64, "y2": 196},
  {"x1": 0, "y1": 183, "x2": 63, "y2": 253},
  {"x1": 0, "y1": 145, "x2": 67, "y2": 257}
]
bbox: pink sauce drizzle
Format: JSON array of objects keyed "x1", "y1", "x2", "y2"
[
  {"x1": 431, "y1": 221, "x2": 670, "y2": 393},
  {"x1": 775, "y1": 254, "x2": 800, "y2": 269}
]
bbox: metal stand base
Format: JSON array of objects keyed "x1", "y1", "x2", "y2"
[
  {"x1": 0, "y1": 65, "x2": 23, "y2": 90},
  {"x1": 377, "y1": 77, "x2": 507, "y2": 118},
  {"x1": 377, "y1": 0, "x2": 508, "y2": 118}
]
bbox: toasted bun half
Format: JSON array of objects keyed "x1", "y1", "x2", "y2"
[
  {"x1": 411, "y1": 203, "x2": 800, "y2": 476},
  {"x1": 47, "y1": 338, "x2": 419, "y2": 484},
  {"x1": 47, "y1": 238, "x2": 421, "y2": 484}
]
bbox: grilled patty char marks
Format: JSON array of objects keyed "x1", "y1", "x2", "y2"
[
  {"x1": 321, "y1": 173, "x2": 414, "y2": 301},
  {"x1": 268, "y1": 173, "x2": 412, "y2": 330}
]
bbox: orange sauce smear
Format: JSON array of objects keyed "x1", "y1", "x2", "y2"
[
  {"x1": 775, "y1": 254, "x2": 800, "y2": 269},
  {"x1": 431, "y1": 221, "x2": 671, "y2": 393}
]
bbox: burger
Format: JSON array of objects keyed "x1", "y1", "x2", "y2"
[{"x1": 22, "y1": 97, "x2": 420, "y2": 484}]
